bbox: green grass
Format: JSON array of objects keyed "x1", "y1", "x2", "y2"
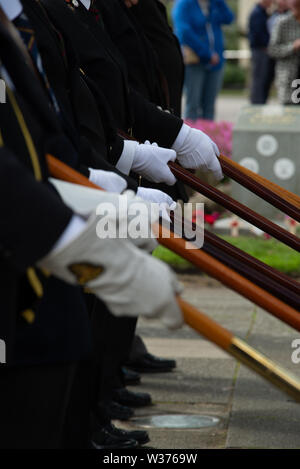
[
  {"x1": 153, "y1": 245, "x2": 193, "y2": 270},
  {"x1": 153, "y1": 236, "x2": 300, "y2": 276}
]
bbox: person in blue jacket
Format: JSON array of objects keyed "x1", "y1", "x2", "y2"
[{"x1": 172, "y1": 0, "x2": 234, "y2": 121}]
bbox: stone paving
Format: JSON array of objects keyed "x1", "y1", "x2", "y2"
[{"x1": 117, "y1": 275, "x2": 300, "y2": 449}]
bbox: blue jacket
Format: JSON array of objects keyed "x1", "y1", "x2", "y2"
[
  {"x1": 172, "y1": 0, "x2": 234, "y2": 70},
  {"x1": 248, "y1": 4, "x2": 270, "y2": 49}
]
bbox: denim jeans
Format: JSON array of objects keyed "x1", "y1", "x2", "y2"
[
  {"x1": 184, "y1": 63, "x2": 224, "y2": 120},
  {"x1": 250, "y1": 49, "x2": 275, "y2": 105}
]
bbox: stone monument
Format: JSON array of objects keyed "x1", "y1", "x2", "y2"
[{"x1": 232, "y1": 105, "x2": 300, "y2": 219}]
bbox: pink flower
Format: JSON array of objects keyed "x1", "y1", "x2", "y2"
[{"x1": 192, "y1": 210, "x2": 220, "y2": 226}]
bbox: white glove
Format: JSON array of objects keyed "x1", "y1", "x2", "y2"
[
  {"x1": 38, "y1": 210, "x2": 183, "y2": 329},
  {"x1": 172, "y1": 124, "x2": 223, "y2": 181},
  {"x1": 137, "y1": 187, "x2": 177, "y2": 223},
  {"x1": 137, "y1": 187, "x2": 176, "y2": 208},
  {"x1": 50, "y1": 179, "x2": 158, "y2": 253},
  {"x1": 89, "y1": 169, "x2": 127, "y2": 193},
  {"x1": 116, "y1": 140, "x2": 177, "y2": 186}
]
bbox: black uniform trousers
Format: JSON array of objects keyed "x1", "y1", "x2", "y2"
[{"x1": 0, "y1": 362, "x2": 76, "y2": 449}]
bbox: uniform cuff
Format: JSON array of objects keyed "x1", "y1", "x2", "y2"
[
  {"x1": 116, "y1": 140, "x2": 138, "y2": 175},
  {"x1": 171, "y1": 123, "x2": 190, "y2": 152}
]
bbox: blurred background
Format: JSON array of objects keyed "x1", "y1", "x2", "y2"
[
  {"x1": 164, "y1": 0, "x2": 253, "y2": 99},
  {"x1": 153, "y1": 1, "x2": 300, "y2": 278}
]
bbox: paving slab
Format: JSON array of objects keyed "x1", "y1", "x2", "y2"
[
  {"x1": 132, "y1": 275, "x2": 300, "y2": 449},
  {"x1": 226, "y1": 308, "x2": 300, "y2": 449},
  {"x1": 132, "y1": 358, "x2": 236, "y2": 405}
]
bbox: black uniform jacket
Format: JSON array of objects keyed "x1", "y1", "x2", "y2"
[
  {"x1": 94, "y1": 0, "x2": 187, "y2": 200},
  {"x1": 0, "y1": 17, "x2": 91, "y2": 366},
  {"x1": 96, "y1": 0, "x2": 167, "y2": 108},
  {"x1": 130, "y1": 0, "x2": 184, "y2": 118},
  {"x1": 40, "y1": 0, "x2": 183, "y2": 150},
  {"x1": 21, "y1": 0, "x2": 137, "y2": 191}
]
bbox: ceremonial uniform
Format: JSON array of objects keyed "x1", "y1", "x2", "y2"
[
  {"x1": 92, "y1": 0, "x2": 185, "y2": 372},
  {"x1": 96, "y1": 0, "x2": 167, "y2": 108},
  {"x1": 20, "y1": 0, "x2": 159, "y2": 436},
  {"x1": 0, "y1": 2, "x2": 190, "y2": 448},
  {"x1": 20, "y1": 0, "x2": 138, "y2": 189},
  {"x1": 0, "y1": 13, "x2": 92, "y2": 447},
  {"x1": 36, "y1": 0, "x2": 179, "y2": 420},
  {"x1": 130, "y1": 0, "x2": 185, "y2": 118},
  {"x1": 40, "y1": 0, "x2": 183, "y2": 148},
  {"x1": 94, "y1": 0, "x2": 187, "y2": 202}
]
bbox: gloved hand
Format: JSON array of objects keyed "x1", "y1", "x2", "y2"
[
  {"x1": 137, "y1": 187, "x2": 176, "y2": 209},
  {"x1": 137, "y1": 187, "x2": 176, "y2": 223},
  {"x1": 89, "y1": 169, "x2": 127, "y2": 193},
  {"x1": 117, "y1": 140, "x2": 177, "y2": 186},
  {"x1": 38, "y1": 209, "x2": 183, "y2": 329},
  {"x1": 50, "y1": 179, "x2": 158, "y2": 253},
  {"x1": 172, "y1": 124, "x2": 223, "y2": 181}
]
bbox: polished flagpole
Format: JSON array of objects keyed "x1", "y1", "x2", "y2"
[{"x1": 47, "y1": 154, "x2": 300, "y2": 403}]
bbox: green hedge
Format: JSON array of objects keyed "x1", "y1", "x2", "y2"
[{"x1": 223, "y1": 61, "x2": 247, "y2": 89}]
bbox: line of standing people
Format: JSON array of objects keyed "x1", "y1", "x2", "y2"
[{"x1": 0, "y1": 0, "x2": 223, "y2": 449}]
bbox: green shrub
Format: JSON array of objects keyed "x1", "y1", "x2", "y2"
[{"x1": 223, "y1": 61, "x2": 247, "y2": 89}]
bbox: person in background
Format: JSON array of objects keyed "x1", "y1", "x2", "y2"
[
  {"x1": 265, "y1": 0, "x2": 291, "y2": 97},
  {"x1": 268, "y1": 0, "x2": 300, "y2": 104},
  {"x1": 172, "y1": 0, "x2": 234, "y2": 121},
  {"x1": 249, "y1": 0, "x2": 274, "y2": 104},
  {"x1": 268, "y1": 0, "x2": 290, "y2": 33}
]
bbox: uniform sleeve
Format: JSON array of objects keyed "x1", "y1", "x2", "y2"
[
  {"x1": 79, "y1": 136, "x2": 138, "y2": 191},
  {"x1": 129, "y1": 88, "x2": 183, "y2": 148},
  {"x1": 0, "y1": 147, "x2": 73, "y2": 271}
]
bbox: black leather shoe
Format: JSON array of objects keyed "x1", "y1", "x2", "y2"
[
  {"x1": 103, "y1": 423, "x2": 150, "y2": 445},
  {"x1": 91, "y1": 427, "x2": 138, "y2": 449},
  {"x1": 122, "y1": 366, "x2": 141, "y2": 386},
  {"x1": 112, "y1": 387, "x2": 152, "y2": 408},
  {"x1": 127, "y1": 353, "x2": 176, "y2": 373},
  {"x1": 106, "y1": 400, "x2": 135, "y2": 421}
]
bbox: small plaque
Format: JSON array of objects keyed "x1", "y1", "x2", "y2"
[
  {"x1": 239, "y1": 158, "x2": 260, "y2": 174},
  {"x1": 273, "y1": 158, "x2": 295, "y2": 180},
  {"x1": 256, "y1": 135, "x2": 278, "y2": 157}
]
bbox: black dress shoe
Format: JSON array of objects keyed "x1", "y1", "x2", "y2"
[
  {"x1": 122, "y1": 366, "x2": 141, "y2": 386},
  {"x1": 103, "y1": 423, "x2": 150, "y2": 445},
  {"x1": 91, "y1": 427, "x2": 138, "y2": 449},
  {"x1": 112, "y1": 387, "x2": 152, "y2": 408},
  {"x1": 106, "y1": 400, "x2": 135, "y2": 421},
  {"x1": 127, "y1": 353, "x2": 176, "y2": 373}
]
